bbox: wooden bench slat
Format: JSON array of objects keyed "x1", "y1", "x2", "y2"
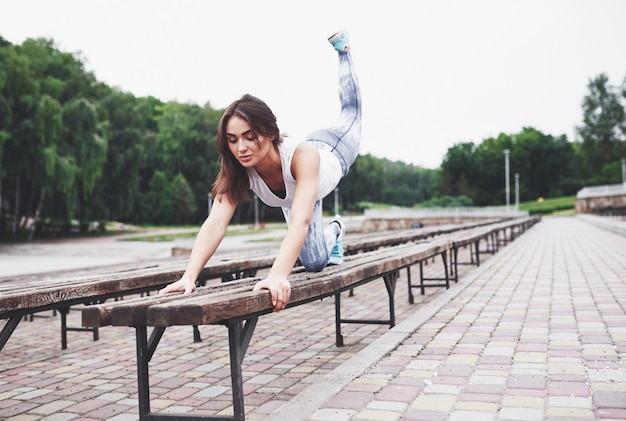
[
  {"x1": 141, "y1": 239, "x2": 453, "y2": 326},
  {"x1": 343, "y1": 219, "x2": 498, "y2": 254},
  {"x1": 100, "y1": 246, "x2": 396, "y2": 327},
  {"x1": 85, "y1": 222, "x2": 530, "y2": 330},
  {"x1": 0, "y1": 254, "x2": 277, "y2": 316},
  {"x1": 85, "y1": 242, "x2": 423, "y2": 328}
]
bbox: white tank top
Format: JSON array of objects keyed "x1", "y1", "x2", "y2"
[{"x1": 248, "y1": 137, "x2": 342, "y2": 207}]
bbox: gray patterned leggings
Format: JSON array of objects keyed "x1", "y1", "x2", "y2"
[{"x1": 284, "y1": 51, "x2": 362, "y2": 272}]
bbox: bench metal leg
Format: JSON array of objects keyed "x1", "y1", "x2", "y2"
[
  {"x1": 480, "y1": 233, "x2": 497, "y2": 255},
  {"x1": 474, "y1": 240, "x2": 481, "y2": 266},
  {"x1": 493, "y1": 232, "x2": 500, "y2": 252},
  {"x1": 221, "y1": 269, "x2": 258, "y2": 283},
  {"x1": 136, "y1": 325, "x2": 166, "y2": 419},
  {"x1": 228, "y1": 318, "x2": 258, "y2": 420},
  {"x1": 452, "y1": 247, "x2": 459, "y2": 284},
  {"x1": 0, "y1": 316, "x2": 21, "y2": 351},
  {"x1": 419, "y1": 262, "x2": 425, "y2": 295},
  {"x1": 383, "y1": 271, "x2": 398, "y2": 328},
  {"x1": 449, "y1": 239, "x2": 484, "y2": 284},
  {"x1": 193, "y1": 325, "x2": 202, "y2": 342},
  {"x1": 334, "y1": 270, "x2": 399, "y2": 347},
  {"x1": 416, "y1": 251, "x2": 450, "y2": 295},
  {"x1": 335, "y1": 293, "x2": 344, "y2": 347},
  {"x1": 442, "y1": 252, "x2": 449, "y2": 288},
  {"x1": 59, "y1": 306, "x2": 99, "y2": 350},
  {"x1": 60, "y1": 307, "x2": 69, "y2": 350},
  {"x1": 137, "y1": 326, "x2": 152, "y2": 418},
  {"x1": 407, "y1": 266, "x2": 414, "y2": 304},
  {"x1": 135, "y1": 318, "x2": 257, "y2": 421}
]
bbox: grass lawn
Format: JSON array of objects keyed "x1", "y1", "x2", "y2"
[{"x1": 518, "y1": 196, "x2": 576, "y2": 215}]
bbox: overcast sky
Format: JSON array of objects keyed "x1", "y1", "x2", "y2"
[{"x1": 1, "y1": 0, "x2": 625, "y2": 168}]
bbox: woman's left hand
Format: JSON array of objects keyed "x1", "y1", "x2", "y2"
[{"x1": 253, "y1": 276, "x2": 291, "y2": 312}]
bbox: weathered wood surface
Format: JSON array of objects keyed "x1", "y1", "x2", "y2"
[
  {"x1": 83, "y1": 238, "x2": 452, "y2": 328},
  {"x1": 2, "y1": 217, "x2": 539, "y2": 319},
  {"x1": 82, "y1": 216, "x2": 540, "y2": 329},
  {"x1": 0, "y1": 253, "x2": 276, "y2": 317},
  {"x1": 82, "y1": 279, "x2": 261, "y2": 327},
  {"x1": 0, "y1": 220, "x2": 491, "y2": 317},
  {"x1": 342, "y1": 219, "x2": 501, "y2": 255}
]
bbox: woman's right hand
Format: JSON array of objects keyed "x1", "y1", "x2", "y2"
[{"x1": 159, "y1": 276, "x2": 197, "y2": 295}]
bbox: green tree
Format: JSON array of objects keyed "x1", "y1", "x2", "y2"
[
  {"x1": 513, "y1": 128, "x2": 575, "y2": 199},
  {"x1": 0, "y1": 38, "x2": 12, "y2": 229},
  {"x1": 421, "y1": 195, "x2": 473, "y2": 208},
  {"x1": 381, "y1": 159, "x2": 436, "y2": 207},
  {"x1": 93, "y1": 90, "x2": 161, "y2": 223},
  {"x1": 143, "y1": 171, "x2": 172, "y2": 225},
  {"x1": 171, "y1": 173, "x2": 197, "y2": 225},
  {"x1": 340, "y1": 153, "x2": 386, "y2": 210},
  {"x1": 28, "y1": 94, "x2": 64, "y2": 239},
  {"x1": 437, "y1": 128, "x2": 577, "y2": 206},
  {"x1": 150, "y1": 102, "x2": 219, "y2": 223},
  {"x1": 59, "y1": 97, "x2": 108, "y2": 231},
  {"x1": 473, "y1": 134, "x2": 517, "y2": 206},
  {"x1": 0, "y1": 37, "x2": 106, "y2": 239},
  {"x1": 438, "y1": 142, "x2": 478, "y2": 201},
  {"x1": 576, "y1": 73, "x2": 625, "y2": 179},
  {"x1": 1, "y1": 40, "x2": 40, "y2": 238}
]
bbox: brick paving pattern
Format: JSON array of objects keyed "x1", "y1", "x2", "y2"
[
  {"x1": 293, "y1": 217, "x2": 626, "y2": 421},
  {"x1": 0, "y1": 216, "x2": 624, "y2": 421},
  {"x1": 0, "y1": 231, "x2": 460, "y2": 420}
]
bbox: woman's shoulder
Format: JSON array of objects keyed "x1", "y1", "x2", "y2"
[
  {"x1": 281, "y1": 136, "x2": 304, "y2": 147},
  {"x1": 278, "y1": 136, "x2": 304, "y2": 155}
]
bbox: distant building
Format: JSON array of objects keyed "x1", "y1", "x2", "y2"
[{"x1": 576, "y1": 183, "x2": 626, "y2": 215}]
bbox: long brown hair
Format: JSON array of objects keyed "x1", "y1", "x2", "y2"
[{"x1": 212, "y1": 94, "x2": 282, "y2": 202}]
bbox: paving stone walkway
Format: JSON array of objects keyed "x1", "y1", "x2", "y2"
[
  {"x1": 0, "y1": 216, "x2": 624, "y2": 421},
  {"x1": 273, "y1": 216, "x2": 626, "y2": 421}
]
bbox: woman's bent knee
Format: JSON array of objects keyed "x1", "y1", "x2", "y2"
[{"x1": 302, "y1": 259, "x2": 327, "y2": 273}]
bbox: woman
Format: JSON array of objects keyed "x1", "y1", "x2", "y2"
[{"x1": 160, "y1": 30, "x2": 361, "y2": 312}]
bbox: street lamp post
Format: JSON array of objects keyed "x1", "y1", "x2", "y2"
[
  {"x1": 515, "y1": 173, "x2": 519, "y2": 211},
  {"x1": 621, "y1": 158, "x2": 626, "y2": 185},
  {"x1": 254, "y1": 194, "x2": 260, "y2": 229},
  {"x1": 504, "y1": 149, "x2": 510, "y2": 212}
]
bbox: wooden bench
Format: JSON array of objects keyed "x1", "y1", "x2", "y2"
[
  {"x1": 342, "y1": 219, "x2": 504, "y2": 302},
  {"x1": 0, "y1": 252, "x2": 276, "y2": 351},
  {"x1": 80, "y1": 217, "x2": 540, "y2": 420},
  {"x1": 0, "y1": 219, "x2": 510, "y2": 352},
  {"x1": 448, "y1": 216, "x2": 541, "y2": 280},
  {"x1": 343, "y1": 216, "x2": 540, "y2": 304},
  {"x1": 82, "y1": 238, "x2": 454, "y2": 421},
  {"x1": 342, "y1": 218, "x2": 502, "y2": 255}
]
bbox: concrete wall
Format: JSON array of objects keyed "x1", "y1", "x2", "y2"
[
  {"x1": 361, "y1": 216, "x2": 488, "y2": 233},
  {"x1": 360, "y1": 207, "x2": 528, "y2": 233},
  {"x1": 575, "y1": 184, "x2": 626, "y2": 214}
]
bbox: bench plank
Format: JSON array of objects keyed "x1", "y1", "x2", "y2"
[
  {"x1": 99, "y1": 239, "x2": 453, "y2": 328},
  {"x1": 0, "y1": 254, "x2": 276, "y2": 317}
]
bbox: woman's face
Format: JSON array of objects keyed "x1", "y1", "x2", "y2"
[{"x1": 226, "y1": 115, "x2": 274, "y2": 169}]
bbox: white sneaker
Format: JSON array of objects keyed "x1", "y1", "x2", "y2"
[
  {"x1": 328, "y1": 30, "x2": 349, "y2": 52},
  {"x1": 328, "y1": 216, "x2": 345, "y2": 265}
]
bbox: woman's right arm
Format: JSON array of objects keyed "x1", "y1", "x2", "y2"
[{"x1": 159, "y1": 193, "x2": 238, "y2": 295}]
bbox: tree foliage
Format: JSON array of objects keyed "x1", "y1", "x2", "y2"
[
  {"x1": 436, "y1": 73, "x2": 625, "y2": 206},
  {"x1": 576, "y1": 73, "x2": 626, "y2": 183},
  {"x1": 439, "y1": 128, "x2": 579, "y2": 205}
]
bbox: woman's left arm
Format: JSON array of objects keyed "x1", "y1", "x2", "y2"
[{"x1": 253, "y1": 142, "x2": 320, "y2": 311}]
